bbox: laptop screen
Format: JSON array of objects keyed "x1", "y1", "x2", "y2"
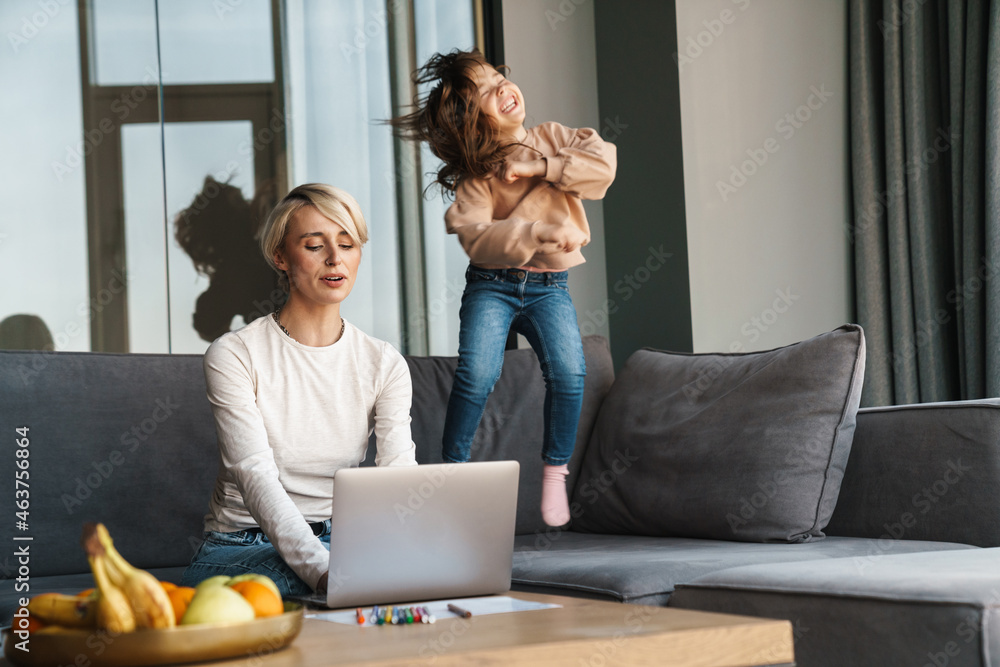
[{"x1": 325, "y1": 460, "x2": 519, "y2": 608}]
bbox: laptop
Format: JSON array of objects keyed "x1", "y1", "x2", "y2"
[{"x1": 312, "y1": 460, "x2": 520, "y2": 609}]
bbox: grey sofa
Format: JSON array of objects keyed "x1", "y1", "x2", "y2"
[{"x1": 2, "y1": 334, "x2": 999, "y2": 666}]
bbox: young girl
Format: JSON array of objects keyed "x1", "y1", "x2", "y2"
[{"x1": 393, "y1": 49, "x2": 616, "y2": 526}]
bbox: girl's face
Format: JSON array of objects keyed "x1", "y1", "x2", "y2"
[
  {"x1": 471, "y1": 65, "x2": 526, "y2": 140},
  {"x1": 274, "y1": 205, "x2": 361, "y2": 308}
]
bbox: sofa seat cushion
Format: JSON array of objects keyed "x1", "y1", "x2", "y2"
[
  {"x1": 0, "y1": 567, "x2": 188, "y2": 625},
  {"x1": 571, "y1": 325, "x2": 866, "y2": 543},
  {"x1": 669, "y1": 548, "x2": 1000, "y2": 667},
  {"x1": 510, "y1": 531, "x2": 973, "y2": 607}
]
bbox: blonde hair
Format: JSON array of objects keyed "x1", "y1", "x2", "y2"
[{"x1": 259, "y1": 183, "x2": 369, "y2": 291}]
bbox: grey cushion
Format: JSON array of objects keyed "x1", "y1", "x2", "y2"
[
  {"x1": 669, "y1": 548, "x2": 1000, "y2": 667},
  {"x1": 828, "y1": 399, "x2": 1000, "y2": 547},
  {"x1": 571, "y1": 325, "x2": 866, "y2": 542},
  {"x1": 0, "y1": 351, "x2": 218, "y2": 578},
  {"x1": 510, "y1": 532, "x2": 973, "y2": 606},
  {"x1": 404, "y1": 336, "x2": 615, "y2": 535}
]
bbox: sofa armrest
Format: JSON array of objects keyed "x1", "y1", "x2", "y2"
[{"x1": 826, "y1": 399, "x2": 1000, "y2": 546}]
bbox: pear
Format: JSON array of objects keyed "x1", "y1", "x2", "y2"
[
  {"x1": 226, "y1": 574, "x2": 282, "y2": 600},
  {"x1": 194, "y1": 575, "x2": 232, "y2": 592},
  {"x1": 180, "y1": 585, "x2": 255, "y2": 625}
]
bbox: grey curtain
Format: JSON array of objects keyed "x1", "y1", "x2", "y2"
[{"x1": 850, "y1": 0, "x2": 1000, "y2": 406}]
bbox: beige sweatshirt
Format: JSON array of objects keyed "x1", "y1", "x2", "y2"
[
  {"x1": 444, "y1": 122, "x2": 617, "y2": 270},
  {"x1": 202, "y1": 315, "x2": 416, "y2": 590}
]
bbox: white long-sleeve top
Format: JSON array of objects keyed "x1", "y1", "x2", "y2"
[{"x1": 201, "y1": 314, "x2": 416, "y2": 590}]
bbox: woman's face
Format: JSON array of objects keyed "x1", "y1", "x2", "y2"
[{"x1": 274, "y1": 205, "x2": 361, "y2": 307}]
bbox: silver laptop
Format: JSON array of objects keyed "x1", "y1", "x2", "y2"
[{"x1": 322, "y1": 460, "x2": 519, "y2": 609}]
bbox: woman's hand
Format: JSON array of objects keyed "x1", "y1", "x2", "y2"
[{"x1": 498, "y1": 159, "x2": 546, "y2": 184}]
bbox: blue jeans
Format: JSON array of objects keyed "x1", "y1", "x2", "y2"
[
  {"x1": 442, "y1": 265, "x2": 586, "y2": 466},
  {"x1": 180, "y1": 520, "x2": 331, "y2": 597}
]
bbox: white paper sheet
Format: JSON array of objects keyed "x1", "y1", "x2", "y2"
[{"x1": 306, "y1": 596, "x2": 561, "y2": 627}]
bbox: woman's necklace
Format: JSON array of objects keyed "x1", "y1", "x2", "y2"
[{"x1": 272, "y1": 308, "x2": 345, "y2": 344}]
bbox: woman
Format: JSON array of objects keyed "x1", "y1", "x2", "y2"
[{"x1": 181, "y1": 184, "x2": 416, "y2": 596}]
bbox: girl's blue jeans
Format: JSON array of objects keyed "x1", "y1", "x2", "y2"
[
  {"x1": 442, "y1": 265, "x2": 587, "y2": 466},
  {"x1": 180, "y1": 520, "x2": 331, "y2": 596}
]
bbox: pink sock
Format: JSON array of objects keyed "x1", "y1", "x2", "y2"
[{"x1": 541, "y1": 464, "x2": 571, "y2": 527}]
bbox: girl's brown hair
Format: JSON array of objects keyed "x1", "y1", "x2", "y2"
[{"x1": 389, "y1": 48, "x2": 517, "y2": 194}]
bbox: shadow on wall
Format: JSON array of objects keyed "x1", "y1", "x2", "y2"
[
  {"x1": 173, "y1": 177, "x2": 284, "y2": 342},
  {"x1": 0, "y1": 314, "x2": 54, "y2": 350}
]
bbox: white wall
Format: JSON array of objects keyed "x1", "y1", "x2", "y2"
[
  {"x1": 676, "y1": 0, "x2": 852, "y2": 353},
  {"x1": 501, "y1": 0, "x2": 610, "y2": 341}
]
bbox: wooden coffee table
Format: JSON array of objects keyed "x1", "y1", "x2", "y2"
[{"x1": 185, "y1": 591, "x2": 794, "y2": 666}]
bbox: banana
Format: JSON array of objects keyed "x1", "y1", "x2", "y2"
[
  {"x1": 88, "y1": 553, "x2": 136, "y2": 634},
  {"x1": 26, "y1": 593, "x2": 96, "y2": 628},
  {"x1": 93, "y1": 523, "x2": 176, "y2": 629}
]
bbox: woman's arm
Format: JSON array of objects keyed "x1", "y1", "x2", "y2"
[
  {"x1": 203, "y1": 337, "x2": 330, "y2": 590},
  {"x1": 372, "y1": 342, "x2": 418, "y2": 466}
]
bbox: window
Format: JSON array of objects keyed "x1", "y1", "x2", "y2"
[{"x1": 0, "y1": 0, "x2": 477, "y2": 354}]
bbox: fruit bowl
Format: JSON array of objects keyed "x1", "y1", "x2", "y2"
[{"x1": 2, "y1": 602, "x2": 303, "y2": 667}]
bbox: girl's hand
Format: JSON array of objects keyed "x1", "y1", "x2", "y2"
[
  {"x1": 498, "y1": 159, "x2": 546, "y2": 184},
  {"x1": 535, "y1": 222, "x2": 589, "y2": 253}
]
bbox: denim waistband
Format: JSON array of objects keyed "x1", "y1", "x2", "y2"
[
  {"x1": 244, "y1": 520, "x2": 329, "y2": 538},
  {"x1": 467, "y1": 265, "x2": 568, "y2": 284}
]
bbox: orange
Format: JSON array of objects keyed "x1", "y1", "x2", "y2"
[
  {"x1": 167, "y1": 587, "x2": 196, "y2": 621},
  {"x1": 77, "y1": 588, "x2": 95, "y2": 598},
  {"x1": 14, "y1": 605, "x2": 46, "y2": 633},
  {"x1": 229, "y1": 581, "x2": 283, "y2": 618},
  {"x1": 159, "y1": 581, "x2": 178, "y2": 592}
]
